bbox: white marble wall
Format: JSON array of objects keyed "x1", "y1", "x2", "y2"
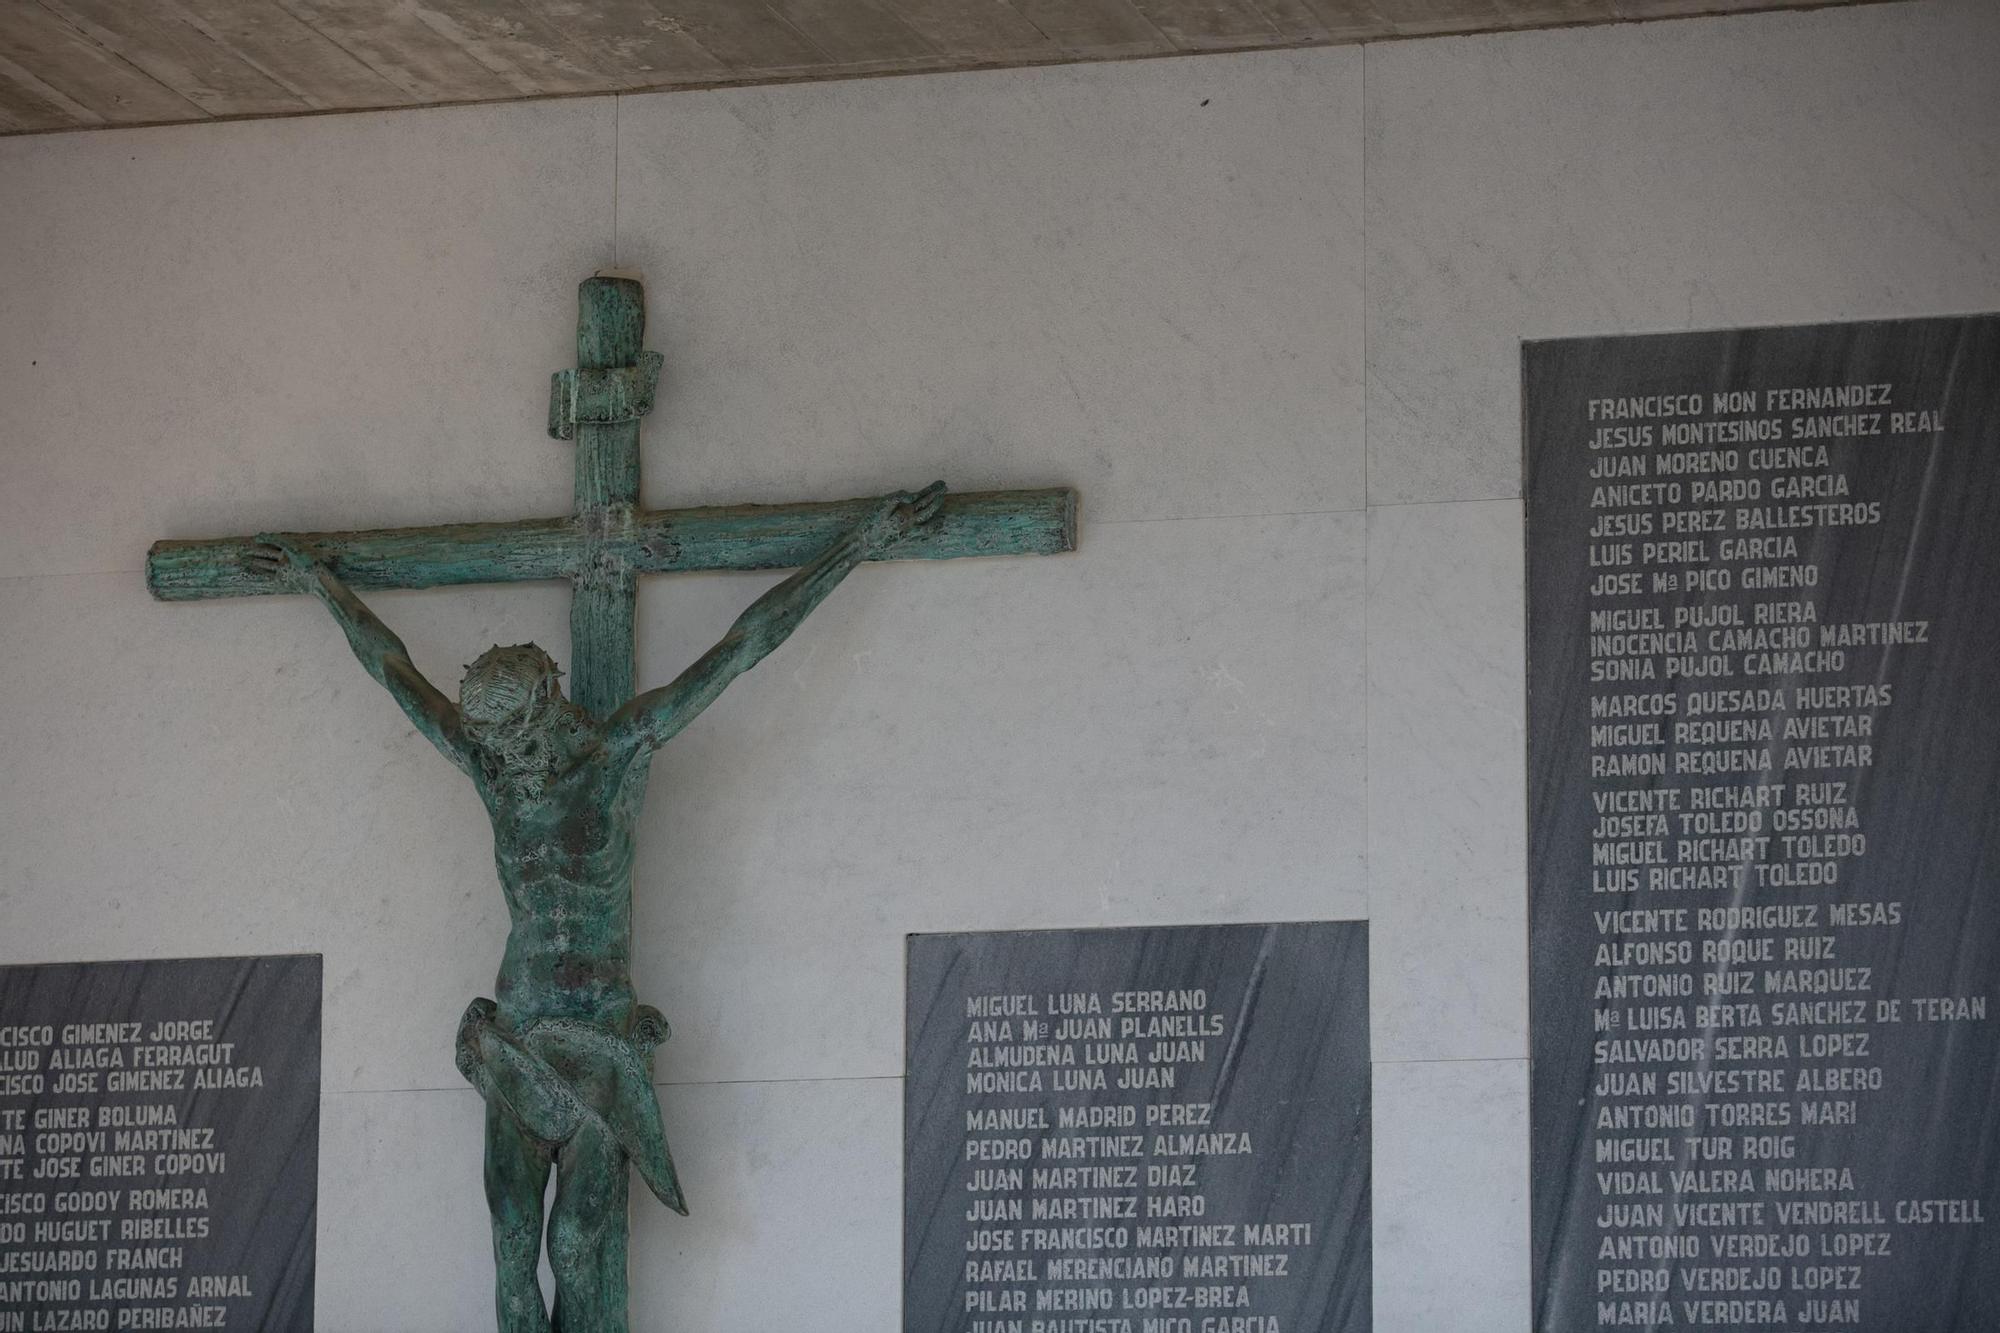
[
  {"x1": 0, "y1": 0, "x2": 1994, "y2": 1326},
  {"x1": 1361, "y1": 2, "x2": 1999, "y2": 1324}
]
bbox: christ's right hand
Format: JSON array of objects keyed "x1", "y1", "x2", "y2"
[
  {"x1": 861, "y1": 481, "x2": 947, "y2": 554},
  {"x1": 244, "y1": 535, "x2": 323, "y2": 591}
]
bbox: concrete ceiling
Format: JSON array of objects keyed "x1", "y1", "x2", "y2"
[{"x1": 0, "y1": 0, "x2": 1891, "y2": 136}]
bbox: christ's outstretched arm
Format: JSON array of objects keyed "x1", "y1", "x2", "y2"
[
  {"x1": 606, "y1": 482, "x2": 946, "y2": 757},
  {"x1": 247, "y1": 537, "x2": 476, "y2": 772}
]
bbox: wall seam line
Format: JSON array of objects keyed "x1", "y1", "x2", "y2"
[
  {"x1": 326, "y1": 1072, "x2": 908, "y2": 1098},
  {"x1": 1370, "y1": 1053, "x2": 1528, "y2": 1068},
  {"x1": 1359, "y1": 33, "x2": 1372, "y2": 957},
  {"x1": 612, "y1": 93, "x2": 620, "y2": 267}
]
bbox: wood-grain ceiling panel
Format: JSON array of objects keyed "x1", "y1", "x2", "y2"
[
  {"x1": 1366, "y1": 0, "x2": 1505, "y2": 35},
  {"x1": 0, "y1": 59, "x2": 76, "y2": 129},
  {"x1": 656, "y1": 0, "x2": 835, "y2": 74},
  {"x1": 1004, "y1": 0, "x2": 1167, "y2": 57},
  {"x1": 1495, "y1": 0, "x2": 1616, "y2": 22},
  {"x1": 0, "y1": 0, "x2": 203, "y2": 121},
  {"x1": 1125, "y1": 0, "x2": 1282, "y2": 50},
  {"x1": 873, "y1": 0, "x2": 1056, "y2": 59},
  {"x1": 1612, "y1": 0, "x2": 1797, "y2": 15},
  {"x1": 516, "y1": 0, "x2": 724, "y2": 88},
  {"x1": 1246, "y1": 0, "x2": 1340, "y2": 42},
  {"x1": 768, "y1": 0, "x2": 941, "y2": 70},
  {"x1": 171, "y1": 0, "x2": 412, "y2": 109},
  {"x1": 0, "y1": 0, "x2": 1898, "y2": 135},
  {"x1": 272, "y1": 0, "x2": 521, "y2": 102},
  {"x1": 404, "y1": 0, "x2": 604, "y2": 94},
  {"x1": 1295, "y1": 0, "x2": 1399, "y2": 40},
  {"x1": 42, "y1": 0, "x2": 308, "y2": 115}
]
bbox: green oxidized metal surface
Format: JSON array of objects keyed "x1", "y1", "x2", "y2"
[
  {"x1": 144, "y1": 489, "x2": 1077, "y2": 599},
  {"x1": 151, "y1": 277, "x2": 1076, "y2": 1331}
]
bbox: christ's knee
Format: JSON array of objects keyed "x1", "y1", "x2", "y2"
[
  {"x1": 490, "y1": 1207, "x2": 541, "y2": 1276},
  {"x1": 484, "y1": 1111, "x2": 552, "y2": 1312},
  {"x1": 486, "y1": 1217, "x2": 549, "y2": 1333},
  {"x1": 487, "y1": 1191, "x2": 550, "y2": 1333},
  {"x1": 547, "y1": 1206, "x2": 607, "y2": 1282},
  {"x1": 485, "y1": 1158, "x2": 546, "y2": 1266}
]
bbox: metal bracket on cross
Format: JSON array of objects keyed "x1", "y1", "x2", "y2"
[
  {"x1": 146, "y1": 275, "x2": 1078, "y2": 719},
  {"x1": 547, "y1": 352, "x2": 666, "y2": 440}
]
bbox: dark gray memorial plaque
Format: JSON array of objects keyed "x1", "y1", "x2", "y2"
[
  {"x1": 0, "y1": 954, "x2": 321, "y2": 1331},
  {"x1": 906, "y1": 922, "x2": 1370, "y2": 1333},
  {"x1": 1528, "y1": 314, "x2": 2000, "y2": 1332}
]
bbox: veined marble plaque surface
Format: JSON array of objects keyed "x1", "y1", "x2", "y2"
[
  {"x1": 1527, "y1": 315, "x2": 2000, "y2": 1331},
  {"x1": 0, "y1": 955, "x2": 321, "y2": 1330},
  {"x1": 905, "y1": 922, "x2": 1370, "y2": 1333}
]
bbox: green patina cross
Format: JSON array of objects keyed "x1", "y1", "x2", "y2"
[
  {"x1": 149, "y1": 275, "x2": 1076, "y2": 717},
  {"x1": 147, "y1": 275, "x2": 1075, "y2": 1333}
]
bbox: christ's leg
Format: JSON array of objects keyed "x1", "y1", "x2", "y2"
[
  {"x1": 485, "y1": 1101, "x2": 555, "y2": 1333},
  {"x1": 548, "y1": 1117, "x2": 630, "y2": 1333}
]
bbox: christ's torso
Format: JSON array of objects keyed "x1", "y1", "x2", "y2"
[{"x1": 472, "y1": 736, "x2": 650, "y2": 1035}]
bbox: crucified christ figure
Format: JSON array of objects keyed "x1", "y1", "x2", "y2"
[{"x1": 246, "y1": 481, "x2": 947, "y2": 1333}]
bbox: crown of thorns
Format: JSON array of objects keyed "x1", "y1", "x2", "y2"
[{"x1": 459, "y1": 643, "x2": 563, "y2": 722}]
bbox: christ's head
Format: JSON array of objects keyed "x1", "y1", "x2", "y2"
[{"x1": 460, "y1": 643, "x2": 566, "y2": 736}]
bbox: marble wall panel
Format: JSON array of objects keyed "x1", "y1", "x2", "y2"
[
  {"x1": 315, "y1": 1088, "x2": 494, "y2": 1330},
  {"x1": 1372, "y1": 1058, "x2": 1530, "y2": 1333},
  {"x1": 630, "y1": 1078, "x2": 901, "y2": 1331},
  {"x1": 1364, "y1": 0, "x2": 2000, "y2": 505},
  {"x1": 0, "y1": 570, "x2": 571, "y2": 1095},
  {"x1": 316, "y1": 1078, "x2": 899, "y2": 1331},
  {"x1": 0, "y1": 97, "x2": 614, "y2": 582},
  {"x1": 629, "y1": 509, "x2": 1366, "y2": 1084},
  {"x1": 613, "y1": 49, "x2": 1364, "y2": 525},
  {"x1": 1367, "y1": 499, "x2": 1526, "y2": 1062}
]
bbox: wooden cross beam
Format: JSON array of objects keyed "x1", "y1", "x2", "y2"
[{"x1": 146, "y1": 276, "x2": 1078, "y2": 718}]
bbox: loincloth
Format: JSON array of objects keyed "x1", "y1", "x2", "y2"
[{"x1": 456, "y1": 998, "x2": 686, "y2": 1214}]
